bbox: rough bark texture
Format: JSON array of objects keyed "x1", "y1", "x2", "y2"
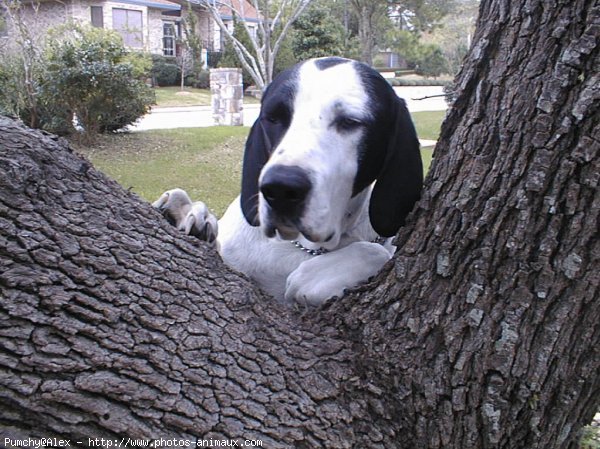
[{"x1": 0, "y1": 0, "x2": 599, "y2": 448}]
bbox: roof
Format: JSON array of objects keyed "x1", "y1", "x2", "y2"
[
  {"x1": 172, "y1": 0, "x2": 260, "y2": 21},
  {"x1": 118, "y1": 0, "x2": 181, "y2": 10},
  {"x1": 219, "y1": 0, "x2": 260, "y2": 20}
]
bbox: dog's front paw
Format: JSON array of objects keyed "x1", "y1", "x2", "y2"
[
  {"x1": 153, "y1": 190, "x2": 218, "y2": 245},
  {"x1": 285, "y1": 267, "x2": 343, "y2": 307},
  {"x1": 284, "y1": 242, "x2": 391, "y2": 306},
  {"x1": 184, "y1": 202, "x2": 218, "y2": 245},
  {"x1": 152, "y1": 188, "x2": 193, "y2": 228}
]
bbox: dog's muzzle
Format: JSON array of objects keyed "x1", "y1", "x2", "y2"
[{"x1": 259, "y1": 165, "x2": 312, "y2": 239}]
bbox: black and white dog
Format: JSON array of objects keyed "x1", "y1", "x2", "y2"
[{"x1": 154, "y1": 57, "x2": 423, "y2": 305}]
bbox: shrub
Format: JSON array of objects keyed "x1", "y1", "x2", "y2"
[
  {"x1": 387, "y1": 78, "x2": 451, "y2": 87},
  {"x1": 0, "y1": 23, "x2": 154, "y2": 137},
  {"x1": 42, "y1": 25, "x2": 155, "y2": 137},
  {"x1": 206, "y1": 51, "x2": 222, "y2": 69},
  {"x1": 0, "y1": 54, "x2": 28, "y2": 118},
  {"x1": 123, "y1": 51, "x2": 153, "y2": 81},
  {"x1": 185, "y1": 69, "x2": 210, "y2": 89},
  {"x1": 414, "y1": 44, "x2": 448, "y2": 78},
  {"x1": 151, "y1": 54, "x2": 180, "y2": 86}
]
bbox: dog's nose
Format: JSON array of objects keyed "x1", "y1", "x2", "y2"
[{"x1": 260, "y1": 165, "x2": 312, "y2": 215}]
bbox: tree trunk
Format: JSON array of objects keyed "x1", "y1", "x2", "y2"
[
  {"x1": 359, "y1": 5, "x2": 374, "y2": 66},
  {"x1": 351, "y1": 1, "x2": 379, "y2": 66},
  {"x1": 1, "y1": 0, "x2": 599, "y2": 448}
]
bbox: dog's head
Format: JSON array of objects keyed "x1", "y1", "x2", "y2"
[{"x1": 241, "y1": 57, "x2": 423, "y2": 248}]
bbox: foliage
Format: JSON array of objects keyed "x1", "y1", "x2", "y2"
[
  {"x1": 387, "y1": 77, "x2": 450, "y2": 86},
  {"x1": 580, "y1": 423, "x2": 600, "y2": 449},
  {"x1": 0, "y1": 53, "x2": 71, "y2": 134},
  {"x1": 346, "y1": 0, "x2": 456, "y2": 65},
  {"x1": 386, "y1": 28, "x2": 422, "y2": 62},
  {"x1": 348, "y1": 0, "x2": 390, "y2": 65},
  {"x1": 291, "y1": 4, "x2": 345, "y2": 61},
  {"x1": 419, "y1": 0, "x2": 478, "y2": 75},
  {"x1": 151, "y1": 54, "x2": 180, "y2": 86},
  {"x1": 42, "y1": 25, "x2": 155, "y2": 137},
  {"x1": 185, "y1": 70, "x2": 210, "y2": 89},
  {"x1": 414, "y1": 43, "x2": 447, "y2": 77},
  {"x1": 178, "y1": 4, "x2": 204, "y2": 90},
  {"x1": 206, "y1": 51, "x2": 222, "y2": 69},
  {"x1": 0, "y1": 16, "x2": 154, "y2": 138},
  {"x1": 389, "y1": 0, "x2": 457, "y2": 32},
  {"x1": 0, "y1": 54, "x2": 30, "y2": 118},
  {"x1": 387, "y1": 29, "x2": 448, "y2": 77},
  {"x1": 122, "y1": 51, "x2": 153, "y2": 80},
  {"x1": 273, "y1": 34, "x2": 297, "y2": 77},
  {"x1": 218, "y1": 19, "x2": 255, "y2": 87},
  {"x1": 0, "y1": 0, "x2": 48, "y2": 128}
]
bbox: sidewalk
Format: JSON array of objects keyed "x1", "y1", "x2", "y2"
[
  {"x1": 128, "y1": 104, "x2": 261, "y2": 131},
  {"x1": 128, "y1": 85, "x2": 447, "y2": 144}
]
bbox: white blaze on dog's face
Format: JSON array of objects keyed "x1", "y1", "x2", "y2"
[{"x1": 258, "y1": 60, "x2": 371, "y2": 248}]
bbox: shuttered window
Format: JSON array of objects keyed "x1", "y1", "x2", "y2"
[{"x1": 112, "y1": 8, "x2": 143, "y2": 48}]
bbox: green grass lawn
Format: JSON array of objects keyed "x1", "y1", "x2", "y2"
[
  {"x1": 76, "y1": 127, "x2": 249, "y2": 216},
  {"x1": 411, "y1": 110, "x2": 445, "y2": 141},
  {"x1": 411, "y1": 110, "x2": 445, "y2": 175},
  {"x1": 153, "y1": 86, "x2": 260, "y2": 108},
  {"x1": 76, "y1": 110, "x2": 443, "y2": 217}
]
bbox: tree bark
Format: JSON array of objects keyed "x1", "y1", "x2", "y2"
[{"x1": 1, "y1": 0, "x2": 599, "y2": 448}]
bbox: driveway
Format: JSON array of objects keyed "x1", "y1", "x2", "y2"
[{"x1": 128, "y1": 85, "x2": 447, "y2": 135}]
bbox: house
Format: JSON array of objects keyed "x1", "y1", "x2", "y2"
[
  {"x1": 214, "y1": 0, "x2": 260, "y2": 41},
  {"x1": 0, "y1": 0, "x2": 259, "y2": 63},
  {"x1": 172, "y1": 0, "x2": 260, "y2": 44}
]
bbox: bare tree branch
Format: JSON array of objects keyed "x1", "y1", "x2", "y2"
[
  {"x1": 204, "y1": 0, "x2": 315, "y2": 89},
  {"x1": 203, "y1": 1, "x2": 265, "y2": 87}
]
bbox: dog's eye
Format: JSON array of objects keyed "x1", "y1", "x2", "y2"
[
  {"x1": 266, "y1": 115, "x2": 282, "y2": 124},
  {"x1": 336, "y1": 116, "x2": 364, "y2": 132},
  {"x1": 263, "y1": 103, "x2": 290, "y2": 126}
]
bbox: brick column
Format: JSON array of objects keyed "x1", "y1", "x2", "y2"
[{"x1": 210, "y1": 68, "x2": 243, "y2": 126}]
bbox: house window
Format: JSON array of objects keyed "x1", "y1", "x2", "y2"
[
  {"x1": 112, "y1": 8, "x2": 143, "y2": 48},
  {"x1": 0, "y1": 11, "x2": 7, "y2": 37},
  {"x1": 163, "y1": 22, "x2": 177, "y2": 57},
  {"x1": 91, "y1": 6, "x2": 103, "y2": 28}
]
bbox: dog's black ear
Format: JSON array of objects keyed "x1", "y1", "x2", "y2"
[
  {"x1": 240, "y1": 119, "x2": 272, "y2": 226},
  {"x1": 369, "y1": 98, "x2": 423, "y2": 237}
]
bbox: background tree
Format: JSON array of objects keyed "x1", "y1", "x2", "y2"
[
  {"x1": 178, "y1": 3, "x2": 204, "y2": 91},
  {"x1": 348, "y1": 0, "x2": 388, "y2": 65},
  {"x1": 205, "y1": 0, "x2": 313, "y2": 90},
  {"x1": 291, "y1": 2, "x2": 346, "y2": 61},
  {"x1": 386, "y1": 29, "x2": 448, "y2": 76},
  {"x1": 0, "y1": 0, "x2": 46, "y2": 128},
  {"x1": 0, "y1": 0, "x2": 598, "y2": 447},
  {"x1": 349, "y1": 0, "x2": 455, "y2": 66},
  {"x1": 389, "y1": 0, "x2": 456, "y2": 32},
  {"x1": 413, "y1": 43, "x2": 447, "y2": 77},
  {"x1": 218, "y1": 18, "x2": 255, "y2": 86},
  {"x1": 419, "y1": 0, "x2": 479, "y2": 75}
]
